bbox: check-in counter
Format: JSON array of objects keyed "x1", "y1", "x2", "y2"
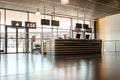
[{"x1": 55, "y1": 39, "x2": 102, "y2": 55}]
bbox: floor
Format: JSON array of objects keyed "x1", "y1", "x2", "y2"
[{"x1": 0, "y1": 52, "x2": 120, "y2": 80}]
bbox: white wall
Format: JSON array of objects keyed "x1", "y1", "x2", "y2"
[
  {"x1": 105, "y1": 13, "x2": 120, "y2": 51},
  {"x1": 106, "y1": 13, "x2": 120, "y2": 40}
]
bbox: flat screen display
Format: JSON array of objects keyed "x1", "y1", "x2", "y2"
[
  {"x1": 41, "y1": 19, "x2": 50, "y2": 25},
  {"x1": 76, "y1": 34, "x2": 81, "y2": 39},
  {"x1": 51, "y1": 20, "x2": 59, "y2": 26},
  {"x1": 76, "y1": 23, "x2": 82, "y2": 28},
  {"x1": 83, "y1": 24, "x2": 89, "y2": 29}
]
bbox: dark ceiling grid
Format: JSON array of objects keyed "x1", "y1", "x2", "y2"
[{"x1": 0, "y1": 0, "x2": 119, "y2": 19}]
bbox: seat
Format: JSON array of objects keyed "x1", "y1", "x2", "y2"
[
  {"x1": 33, "y1": 44, "x2": 41, "y2": 53},
  {"x1": 86, "y1": 35, "x2": 90, "y2": 39},
  {"x1": 76, "y1": 34, "x2": 81, "y2": 39}
]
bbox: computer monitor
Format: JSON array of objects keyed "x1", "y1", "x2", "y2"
[
  {"x1": 83, "y1": 24, "x2": 89, "y2": 29},
  {"x1": 76, "y1": 23, "x2": 82, "y2": 28},
  {"x1": 41, "y1": 19, "x2": 50, "y2": 25},
  {"x1": 86, "y1": 35, "x2": 90, "y2": 39},
  {"x1": 76, "y1": 34, "x2": 81, "y2": 39}
]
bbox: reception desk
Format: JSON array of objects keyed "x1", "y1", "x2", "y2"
[{"x1": 55, "y1": 39, "x2": 102, "y2": 55}]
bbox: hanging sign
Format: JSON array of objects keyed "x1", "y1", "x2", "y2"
[
  {"x1": 41, "y1": 19, "x2": 50, "y2": 25},
  {"x1": 51, "y1": 20, "x2": 59, "y2": 26},
  {"x1": 11, "y1": 21, "x2": 22, "y2": 27},
  {"x1": 76, "y1": 23, "x2": 82, "y2": 28},
  {"x1": 25, "y1": 22, "x2": 36, "y2": 29}
]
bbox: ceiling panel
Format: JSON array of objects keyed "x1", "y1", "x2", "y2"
[{"x1": 0, "y1": 0, "x2": 120, "y2": 19}]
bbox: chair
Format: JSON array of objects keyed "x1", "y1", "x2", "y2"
[
  {"x1": 76, "y1": 34, "x2": 81, "y2": 39},
  {"x1": 33, "y1": 44, "x2": 41, "y2": 53},
  {"x1": 86, "y1": 35, "x2": 90, "y2": 39}
]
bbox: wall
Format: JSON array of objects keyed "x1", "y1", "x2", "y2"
[
  {"x1": 96, "y1": 18, "x2": 106, "y2": 40},
  {"x1": 97, "y1": 13, "x2": 120, "y2": 41},
  {"x1": 96, "y1": 13, "x2": 120, "y2": 51},
  {"x1": 106, "y1": 13, "x2": 120, "y2": 40}
]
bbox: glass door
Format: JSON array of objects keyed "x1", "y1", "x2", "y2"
[
  {"x1": 7, "y1": 27, "x2": 16, "y2": 53},
  {"x1": 18, "y1": 29, "x2": 25, "y2": 52}
]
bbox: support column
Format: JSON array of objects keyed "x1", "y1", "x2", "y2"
[
  {"x1": 25, "y1": 28, "x2": 29, "y2": 53},
  {"x1": 5, "y1": 26, "x2": 7, "y2": 53},
  {"x1": 25, "y1": 12, "x2": 29, "y2": 53},
  {"x1": 16, "y1": 28, "x2": 18, "y2": 53}
]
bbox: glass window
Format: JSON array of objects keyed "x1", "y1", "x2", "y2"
[
  {"x1": 6, "y1": 10, "x2": 27, "y2": 26},
  {"x1": 0, "y1": 9, "x2": 5, "y2": 24},
  {"x1": 53, "y1": 27, "x2": 58, "y2": 39},
  {"x1": 72, "y1": 19, "x2": 84, "y2": 30},
  {"x1": 41, "y1": 15, "x2": 51, "y2": 28},
  {"x1": 29, "y1": 13, "x2": 41, "y2": 27},
  {"x1": 0, "y1": 9, "x2": 5, "y2": 51},
  {"x1": 58, "y1": 29, "x2": 70, "y2": 39},
  {"x1": 55, "y1": 17, "x2": 71, "y2": 29},
  {"x1": 85, "y1": 20, "x2": 90, "y2": 28},
  {"x1": 43, "y1": 28, "x2": 52, "y2": 40}
]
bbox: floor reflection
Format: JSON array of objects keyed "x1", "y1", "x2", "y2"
[
  {"x1": 54, "y1": 54, "x2": 102, "y2": 80},
  {"x1": 0, "y1": 54, "x2": 54, "y2": 76},
  {"x1": 1, "y1": 52, "x2": 120, "y2": 80}
]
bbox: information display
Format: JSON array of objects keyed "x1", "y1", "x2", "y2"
[
  {"x1": 11, "y1": 21, "x2": 22, "y2": 27},
  {"x1": 25, "y1": 22, "x2": 36, "y2": 29}
]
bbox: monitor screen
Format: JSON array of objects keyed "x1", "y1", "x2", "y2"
[
  {"x1": 76, "y1": 34, "x2": 80, "y2": 39},
  {"x1": 41, "y1": 19, "x2": 50, "y2": 25},
  {"x1": 76, "y1": 23, "x2": 82, "y2": 28},
  {"x1": 51, "y1": 20, "x2": 59, "y2": 26},
  {"x1": 83, "y1": 24, "x2": 89, "y2": 29}
]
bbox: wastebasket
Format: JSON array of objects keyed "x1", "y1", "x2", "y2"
[{"x1": 43, "y1": 42, "x2": 47, "y2": 54}]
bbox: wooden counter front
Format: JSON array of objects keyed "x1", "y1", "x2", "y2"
[{"x1": 55, "y1": 39, "x2": 102, "y2": 55}]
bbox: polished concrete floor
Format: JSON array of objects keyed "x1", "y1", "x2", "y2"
[{"x1": 0, "y1": 52, "x2": 120, "y2": 80}]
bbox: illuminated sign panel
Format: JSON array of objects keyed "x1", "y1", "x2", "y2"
[
  {"x1": 11, "y1": 21, "x2": 22, "y2": 27},
  {"x1": 51, "y1": 20, "x2": 59, "y2": 26},
  {"x1": 41, "y1": 19, "x2": 50, "y2": 25},
  {"x1": 25, "y1": 22, "x2": 36, "y2": 29}
]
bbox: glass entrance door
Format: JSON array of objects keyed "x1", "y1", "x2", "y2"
[
  {"x1": 7, "y1": 27, "x2": 25, "y2": 53},
  {"x1": 7, "y1": 27, "x2": 16, "y2": 53},
  {"x1": 18, "y1": 29, "x2": 25, "y2": 52}
]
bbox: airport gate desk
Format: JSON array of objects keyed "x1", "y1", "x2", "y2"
[{"x1": 55, "y1": 39, "x2": 102, "y2": 55}]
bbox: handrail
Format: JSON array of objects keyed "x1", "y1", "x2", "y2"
[{"x1": 103, "y1": 40, "x2": 120, "y2": 52}]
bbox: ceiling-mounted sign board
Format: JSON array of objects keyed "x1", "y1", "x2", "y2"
[
  {"x1": 11, "y1": 21, "x2": 22, "y2": 27},
  {"x1": 51, "y1": 20, "x2": 59, "y2": 26},
  {"x1": 41, "y1": 19, "x2": 50, "y2": 25},
  {"x1": 25, "y1": 22, "x2": 36, "y2": 29}
]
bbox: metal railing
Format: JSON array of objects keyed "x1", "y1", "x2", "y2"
[{"x1": 103, "y1": 40, "x2": 120, "y2": 52}]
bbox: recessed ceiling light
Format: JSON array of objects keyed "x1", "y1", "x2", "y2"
[{"x1": 61, "y1": 0, "x2": 69, "y2": 5}]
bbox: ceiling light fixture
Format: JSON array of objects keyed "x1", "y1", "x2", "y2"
[
  {"x1": 61, "y1": 0, "x2": 69, "y2": 5},
  {"x1": 35, "y1": 8, "x2": 41, "y2": 16}
]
